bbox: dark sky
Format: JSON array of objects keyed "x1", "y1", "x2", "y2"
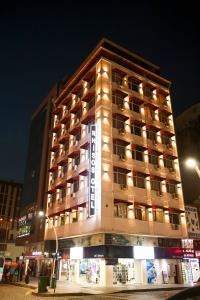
[{"x1": 0, "y1": 0, "x2": 199, "y2": 182}]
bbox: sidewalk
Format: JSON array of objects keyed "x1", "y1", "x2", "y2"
[{"x1": 9, "y1": 278, "x2": 193, "y2": 297}]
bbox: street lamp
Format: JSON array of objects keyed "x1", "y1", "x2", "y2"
[
  {"x1": 185, "y1": 158, "x2": 200, "y2": 179},
  {"x1": 38, "y1": 211, "x2": 58, "y2": 292}
]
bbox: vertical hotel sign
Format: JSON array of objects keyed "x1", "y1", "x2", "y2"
[{"x1": 89, "y1": 124, "x2": 96, "y2": 216}]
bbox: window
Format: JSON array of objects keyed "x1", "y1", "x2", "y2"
[
  {"x1": 113, "y1": 140, "x2": 126, "y2": 157},
  {"x1": 88, "y1": 96, "x2": 95, "y2": 110},
  {"x1": 152, "y1": 208, "x2": 164, "y2": 222},
  {"x1": 131, "y1": 124, "x2": 142, "y2": 136},
  {"x1": 161, "y1": 135, "x2": 171, "y2": 146},
  {"x1": 135, "y1": 206, "x2": 147, "y2": 221},
  {"x1": 148, "y1": 154, "x2": 159, "y2": 166},
  {"x1": 114, "y1": 203, "x2": 127, "y2": 218},
  {"x1": 73, "y1": 155, "x2": 80, "y2": 167},
  {"x1": 73, "y1": 180, "x2": 79, "y2": 193},
  {"x1": 64, "y1": 141, "x2": 69, "y2": 153},
  {"x1": 61, "y1": 188, "x2": 66, "y2": 202},
  {"x1": 112, "y1": 71, "x2": 123, "y2": 85},
  {"x1": 132, "y1": 148, "x2": 144, "y2": 161},
  {"x1": 151, "y1": 179, "x2": 161, "y2": 192},
  {"x1": 88, "y1": 76, "x2": 95, "y2": 88},
  {"x1": 112, "y1": 94, "x2": 124, "y2": 107},
  {"x1": 129, "y1": 101, "x2": 140, "y2": 113},
  {"x1": 133, "y1": 174, "x2": 145, "y2": 189},
  {"x1": 112, "y1": 116, "x2": 125, "y2": 131},
  {"x1": 72, "y1": 210, "x2": 78, "y2": 223},
  {"x1": 76, "y1": 108, "x2": 82, "y2": 120},
  {"x1": 166, "y1": 183, "x2": 177, "y2": 195},
  {"x1": 143, "y1": 86, "x2": 153, "y2": 98},
  {"x1": 128, "y1": 78, "x2": 140, "y2": 93},
  {"x1": 164, "y1": 158, "x2": 174, "y2": 169},
  {"x1": 159, "y1": 113, "x2": 169, "y2": 125},
  {"x1": 146, "y1": 130, "x2": 157, "y2": 142},
  {"x1": 169, "y1": 213, "x2": 180, "y2": 225},
  {"x1": 60, "y1": 215, "x2": 65, "y2": 226},
  {"x1": 114, "y1": 168, "x2": 127, "y2": 186}
]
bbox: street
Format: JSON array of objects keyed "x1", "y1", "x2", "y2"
[{"x1": 0, "y1": 285, "x2": 179, "y2": 300}]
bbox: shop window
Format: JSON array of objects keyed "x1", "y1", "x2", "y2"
[
  {"x1": 149, "y1": 154, "x2": 159, "y2": 166},
  {"x1": 133, "y1": 174, "x2": 145, "y2": 189},
  {"x1": 135, "y1": 206, "x2": 147, "y2": 221},
  {"x1": 128, "y1": 78, "x2": 140, "y2": 93},
  {"x1": 152, "y1": 208, "x2": 164, "y2": 222},
  {"x1": 112, "y1": 94, "x2": 124, "y2": 108},
  {"x1": 114, "y1": 203, "x2": 127, "y2": 218},
  {"x1": 112, "y1": 71, "x2": 123, "y2": 85},
  {"x1": 132, "y1": 148, "x2": 144, "y2": 162},
  {"x1": 131, "y1": 124, "x2": 142, "y2": 136}
]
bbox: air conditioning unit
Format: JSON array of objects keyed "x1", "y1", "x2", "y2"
[
  {"x1": 119, "y1": 128, "x2": 125, "y2": 135},
  {"x1": 119, "y1": 154, "x2": 126, "y2": 161},
  {"x1": 120, "y1": 184, "x2": 127, "y2": 190}
]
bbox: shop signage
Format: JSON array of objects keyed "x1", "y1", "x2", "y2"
[
  {"x1": 134, "y1": 246, "x2": 154, "y2": 259},
  {"x1": 182, "y1": 249, "x2": 195, "y2": 258},
  {"x1": 89, "y1": 124, "x2": 96, "y2": 216},
  {"x1": 182, "y1": 239, "x2": 193, "y2": 249},
  {"x1": 32, "y1": 251, "x2": 42, "y2": 256},
  {"x1": 70, "y1": 247, "x2": 83, "y2": 259},
  {"x1": 154, "y1": 247, "x2": 183, "y2": 259},
  {"x1": 195, "y1": 250, "x2": 200, "y2": 258}
]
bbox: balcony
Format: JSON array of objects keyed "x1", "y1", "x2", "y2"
[
  {"x1": 57, "y1": 150, "x2": 68, "y2": 166},
  {"x1": 49, "y1": 158, "x2": 58, "y2": 172},
  {"x1": 60, "y1": 108, "x2": 71, "y2": 124},
  {"x1": 70, "y1": 97, "x2": 82, "y2": 114},
  {"x1": 50, "y1": 138, "x2": 59, "y2": 152},
  {"x1": 55, "y1": 176, "x2": 67, "y2": 189},
  {"x1": 47, "y1": 180, "x2": 56, "y2": 194}
]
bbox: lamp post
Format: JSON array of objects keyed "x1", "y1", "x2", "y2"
[
  {"x1": 185, "y1": 158, "x2": 200, "y2": 179},
  {"x1": 38, "y1": 211, "x2": 58, "y2": 292}
]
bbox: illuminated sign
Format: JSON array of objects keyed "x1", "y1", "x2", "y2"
[
  {"x1": 32, "y1": 251, "x2": 42, "y2": 256},
  {"x1": 183, "y1": 249, "x2": 195, "y2": 258},
  {"x1": 134, "y1": 246, "x2": 155, "y2": 259},
  {"x1": 195, "y1": 250, "x2": 200, "y2": 258},
  {"x1": 70, "y1": 247, "x2": 83, "y2": 259},
  {"x1": 89, "y1": 124, "x2": 96, "y2": 216}
]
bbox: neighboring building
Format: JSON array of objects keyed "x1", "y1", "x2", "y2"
[
  {"x1": 175, "y1": 102, "x2": 200, "y2": 204},
  {"x1": 41, "y1": 38, "x2": 192, "y2": 286},
  {"x1": 0, "y1": 180, "x2": 23, "y2": 261},
  {"x1": 15, "y1": 81, "x2": 66, "y2": 264}
]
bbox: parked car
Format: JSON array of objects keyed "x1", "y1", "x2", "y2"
[{"x1": 167, "y1": 285, "x2": 200, "y2": 299}]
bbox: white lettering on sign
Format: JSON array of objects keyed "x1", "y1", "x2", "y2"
[{"x1": 89, "y1": 125, "x2": 96, "y2": 216}]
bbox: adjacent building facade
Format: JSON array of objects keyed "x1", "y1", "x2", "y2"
[
  {"x1": 42, "y1": 39, "x2": 194, "y2": 286},
  {"x1": 175, "y1": 102, "x2": 200, "y2": 204},
  {"x1": 0, "y1": 180, "x2": 23, "y2": 262}
]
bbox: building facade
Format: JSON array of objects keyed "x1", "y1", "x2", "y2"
[
  {"x1": 0, "y1": 180, "x2": 23, "y2": 262},
  {"x1": 15, "y1": 82, "x2": 65, "y2": 272},
  {"x1": 175, "y1": 102, "x2": 200, "y2": 204},
  {"x1": 44, "y1": 39, "x2": 191, "y2": 286}
]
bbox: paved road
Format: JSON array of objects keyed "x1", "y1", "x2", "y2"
[{"x1": 0, "y1": 285, "x2": 179, "y2": 299}]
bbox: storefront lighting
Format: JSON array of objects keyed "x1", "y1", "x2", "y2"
[
  {"x1": 134, "y1": 246, "x2": 154, "y2": 259},
  {"x1": 70, "y1": 247, "x2": 83, "y2": 259}
]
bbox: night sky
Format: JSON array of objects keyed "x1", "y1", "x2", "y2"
[{"x1": 0, "y1": 1, "x2": 199, "y2": 183}]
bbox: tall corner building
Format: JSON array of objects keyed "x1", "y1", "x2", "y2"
[{"x1": 45, "y1": 39, "x2": 191, "y2": 286}]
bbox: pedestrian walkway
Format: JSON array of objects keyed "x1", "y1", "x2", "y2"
[{"x1": 9, "y1": 278, "x2": 193, "y2": 296}]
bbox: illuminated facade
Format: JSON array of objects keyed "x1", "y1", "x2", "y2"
[{"x1": 45, "y1": 39, "x2": 193, "y2": 286}]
